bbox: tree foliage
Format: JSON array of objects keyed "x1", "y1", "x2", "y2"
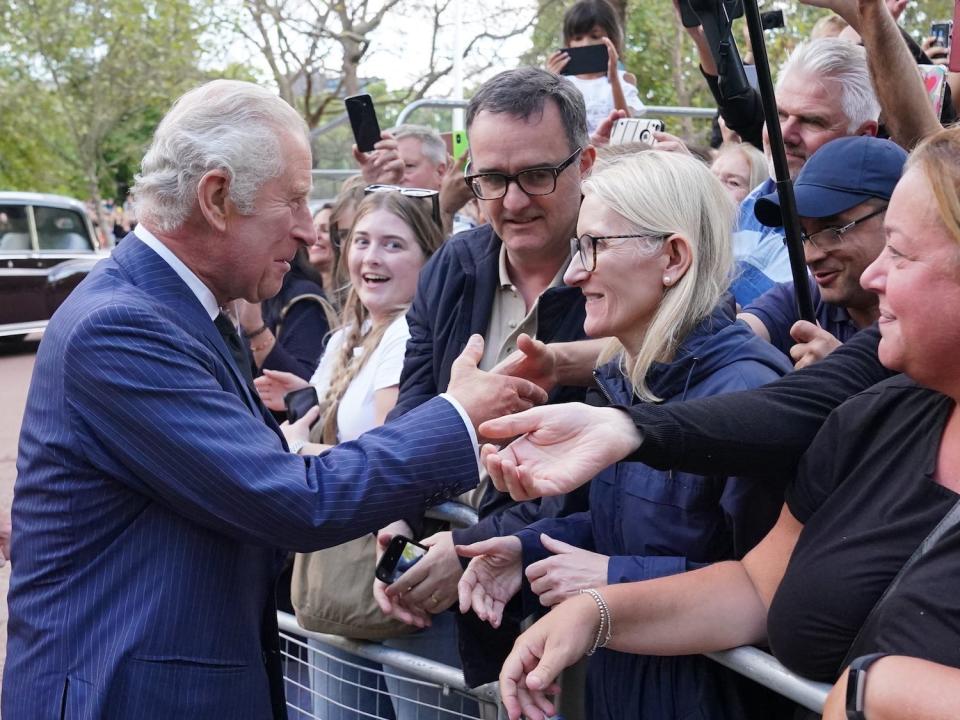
[
  {"x1": 0, "y1": 0, "x2": 223, "y2": 204},
  {"x1": 525, "y1": 0, "x2": 957, "y2": 145}
]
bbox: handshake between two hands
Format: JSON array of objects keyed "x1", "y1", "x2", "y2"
[
  {"x1": 445, "y1": 333, "x2": 555, "y2": 442},
  {"x1": 449, "y1": 333, "x2": 641, "y2": 503}
]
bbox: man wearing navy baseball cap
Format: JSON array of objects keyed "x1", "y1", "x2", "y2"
[{"x1": 738, "y1": 135, "x2": 907, "y2": 368}]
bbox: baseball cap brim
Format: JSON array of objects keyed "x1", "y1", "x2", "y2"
[{"x1": 754, "y1": 184, "x2": 877, "y2": 228}]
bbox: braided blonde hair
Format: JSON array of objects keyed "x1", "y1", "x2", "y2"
[{"x1": 316, "y1": 191, "x2": 443, "y2": 443}]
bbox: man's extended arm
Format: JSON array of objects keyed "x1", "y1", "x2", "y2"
[{"x1": 67, "y1": 308, "x2": 544, "y2": 551}]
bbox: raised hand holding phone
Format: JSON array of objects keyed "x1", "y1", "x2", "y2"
[{"x1": 345, "y1": 93, "x2": 381, "y2": 152}]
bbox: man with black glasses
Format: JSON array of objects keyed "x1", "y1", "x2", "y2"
[
  {"x1": 373, "y1": 67, "x2": 597, "y2": 701},
  {"x1": 739, "y1": 136, "x2": 905, "y2": 368}
]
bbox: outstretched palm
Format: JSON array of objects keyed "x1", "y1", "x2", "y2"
[
  {"x1": 479, "y1": 403, "x2": 641, "y2": 501},
  {"x1": 457, "y1": 536, "x2": 523, "y2": 628}
]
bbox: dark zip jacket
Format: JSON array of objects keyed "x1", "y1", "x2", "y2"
[{"x1": 515, "y1": 302, "x2": 793, "y2": 719}]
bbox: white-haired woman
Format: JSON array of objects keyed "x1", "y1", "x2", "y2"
[{"x1": 457, "y1": 151, "x2": 792, "y2": 719}]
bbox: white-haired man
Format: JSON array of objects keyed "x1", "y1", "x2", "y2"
[
  {"x1": 393, "y1": 123, "x2": 448, "y2": 190},
  {"x1": 2, "y1": 80, "x2": 544, "y2": 719},
  {"x1": 357, "y1": 122, "x2": 476, "y2": 234},
  {"x1": 734, "y1": 38, "x2": 880, "y2": 295}
]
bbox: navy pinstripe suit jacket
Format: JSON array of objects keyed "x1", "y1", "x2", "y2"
[{"x1": 3, "y1": 236, "x2": 478, "y2": 719}]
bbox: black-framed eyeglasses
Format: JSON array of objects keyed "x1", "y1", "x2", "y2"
[
  {"x1": 799, "y1": 206, "x2": 887, "y2": 252},
  {"x1": 364, "y1": 184, "x2": 442, "y2": 229},
  {"x1": 464, "y1": 148, "x2": 583, "y2": 201},
  {"x1": 570, "y1": 233, "x2": 669, "y2": 272}
]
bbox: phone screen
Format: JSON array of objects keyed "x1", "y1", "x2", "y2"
[
  {"x1": 284, "y1": 386, "x2": 319, "y2": 424},
  {"x1": 376, "y1": 536, "x2": 428, "y2": 584},
  {"x1": 932, "y1": 20, "x2": 953, "y2": 48},
  {"x1": 559, "y1": 44, "x2": 609, "y2": 76}
]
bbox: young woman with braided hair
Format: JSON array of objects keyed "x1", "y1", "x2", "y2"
[
  {"x1": 255, "y1": 189, "x2": 442, "y2": 445},
  {"x1": 254, "y1": 189, "x2": 444, "y2": 719}
]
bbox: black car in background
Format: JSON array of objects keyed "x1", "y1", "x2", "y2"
[{"x1": 0, "y1": 192, "x2": 106, "y2": 340}]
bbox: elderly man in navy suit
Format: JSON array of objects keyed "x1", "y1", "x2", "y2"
[{"x1": 2, "y1": 80, "x2": 545, "y2": 719}]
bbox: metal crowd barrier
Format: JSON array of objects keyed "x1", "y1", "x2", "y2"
[
  {"x1": 278, "y1": 611, "x2": 503, "y2": 720},
  {"x1": 279, "y1": 501, "x2": 830, "y2": 717},
  {"x1": 708, "y1": 647, "x2": 830, "y2": 712}
]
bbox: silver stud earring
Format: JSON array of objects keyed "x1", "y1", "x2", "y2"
[{"x1": 663, "y1": 276, "x2": 671, "y2": 285}]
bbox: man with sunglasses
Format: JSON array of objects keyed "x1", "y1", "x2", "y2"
[
  {"x1": 739, "y1": 136, "x2": 906, "y2": 368},
  {"x1": 377, "y1": 67, "x2": 597, "y2": 699}
]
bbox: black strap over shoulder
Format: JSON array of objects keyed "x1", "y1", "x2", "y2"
[{"x1": 841, "y1": 496, "x2": 960, "y2": 668}]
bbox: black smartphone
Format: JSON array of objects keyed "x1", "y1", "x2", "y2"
[
  {"x1": 284, "y1": 386, "x2": 319, "y2": 424},
  {"x1": 345, "y1": 93, "x2": 382, "y2": 153},
  {"x1": 931, "y1": 20, "x2": 953, "y2": 49},
  {"x1": 760, "y1": 9, "x2": 785, "y2": 30},
  {"x1": 559, "y1": 44, "x2": 609, "y2": 75},
  {"x1": 375, "y1": 535, "x2": 428, "y2": 585}
]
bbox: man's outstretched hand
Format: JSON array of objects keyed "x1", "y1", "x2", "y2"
[
  {"x1": 478, "y1": 403, "x2": 642, "y2": 501},
  {"x1": 491, "y1": 333, "x2": 558, "y2": 394},
  {"x1": 447, "y1": 335, "x2": 548, "y2": 432}
]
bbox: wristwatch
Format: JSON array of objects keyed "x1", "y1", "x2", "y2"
[
  {"x1": 846, "y1": 653, "x2": 889, "y2": 720},
  {"x1": 288, "y1": 438, "x2": 306, "y2": 455}
]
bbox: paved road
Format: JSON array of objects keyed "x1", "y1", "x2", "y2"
[{"x1": 0, "y1": 336, "x2": 41, "y2": 688}]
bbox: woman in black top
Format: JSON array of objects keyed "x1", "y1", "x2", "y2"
[{"x1": 494, "y1": 126, "x2": 960, "y2": 720}]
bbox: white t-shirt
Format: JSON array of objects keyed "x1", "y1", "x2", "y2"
[
  {"x1": 566, "y1": 71, "x2": 646, "y2": 135},
  {"x1": 309, "y1": 315, "x2": 409, "y2": 442}
]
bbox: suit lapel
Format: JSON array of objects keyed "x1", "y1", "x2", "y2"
[{"x1": 112, "y1": 236, "x2": 277, "y2": 427}]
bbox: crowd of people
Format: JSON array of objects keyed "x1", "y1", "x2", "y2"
[{"x1": 5, "y1": 0, "x2": 960, "y2": 718}]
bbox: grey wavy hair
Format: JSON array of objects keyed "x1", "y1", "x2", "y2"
[
  {"x1": 391, "y1": 124, "x2": 447, "y2": 166},
  {"x1": 778, "y1": 38, "x2": 880, "y2": 132},
  {"x1": 133, "y1": 79, "x2": 309, "y2": 233},
  {"x1": 466, "y1": 67, "x2": 588, "y2": 153}
]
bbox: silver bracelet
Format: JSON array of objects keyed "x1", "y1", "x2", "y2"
[{"x1": 579, "y1": 588, "x2": 612, "y2": 656}]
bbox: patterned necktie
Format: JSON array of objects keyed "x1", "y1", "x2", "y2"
[{"x1": 214, "y1": 312, "x2": 255, "y2": 388}]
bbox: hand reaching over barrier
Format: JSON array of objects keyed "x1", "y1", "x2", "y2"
[
  {"x1": 477, "y1": 403, "x2": 642, "y2": 501},
  {"x1": 456, "y1": 535, "x2": 524, "y2": 628}
]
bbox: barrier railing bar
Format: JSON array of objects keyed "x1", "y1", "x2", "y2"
[
  {"x1": 425, "y1": 500, "x2": 478, "y2": 528},
  {"x1": 396, "y1": 98, "x2": 469, "y2": 126},
  {"x1": 277, "y1": 611, "x2": 501, "y2": 705},
  {"x1": 707, "y1": 646, "x2": 830, "y2": 713}
]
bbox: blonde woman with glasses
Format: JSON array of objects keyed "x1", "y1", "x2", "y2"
[{"x1": 457, "y1": 151, "x2": 793, "y2": 719}]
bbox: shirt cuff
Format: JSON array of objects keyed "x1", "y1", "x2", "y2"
[{"x1": 439, "y1": 392, "x2": 481, "y2": 471}]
